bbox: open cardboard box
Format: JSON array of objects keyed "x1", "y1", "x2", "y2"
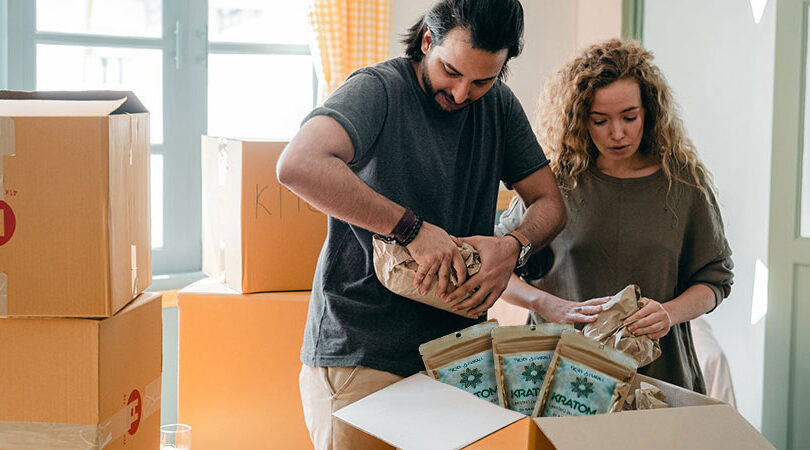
[
  {"x1": 334, "y1": 373, "x2": 773, "y2": 449},
  {"x1": 0, "y1": 90, "x2": 151, "y2": 317}
]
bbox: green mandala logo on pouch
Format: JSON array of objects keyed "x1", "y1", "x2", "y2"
[
  {"x1": 570, "y1": 377, "x2": 595, "y2": 398},
  {"x1": 459, "y1": 367, "x2": 484, "y2": 389},
  {"x1": 521, "y1": 362, "x2": 546, "y2": 384}
]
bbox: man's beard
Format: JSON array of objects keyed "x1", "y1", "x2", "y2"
[{"x1": 420, "y1": 61, "x2": 470, "y2": 112}]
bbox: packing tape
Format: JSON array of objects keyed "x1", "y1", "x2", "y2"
[
  {"x1": 130, "y1": 244, "x2": 138, "y2": 297},
  {"x1": 217, "y1": 137, "x2": 228, "y2": 187},
  {"x1": 0, "y1": 376, "x2": 161, "y2": 449},
  {"x1": 0, "y1": 272, "x2": 6, "y2": 317},
  {"x1": 0, "y1": 117, "x2": 15, "y2": 201}
]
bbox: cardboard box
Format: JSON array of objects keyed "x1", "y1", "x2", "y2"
[
  {"x1": 0, "y1": 91, "x2": 151, "y2": 317},
  {"x1": 178, "y1": 277, "x2": 311, "y2": 449},
  {"x1": 334, "y1": 373, "x2": 774, "y2": 449},
  {"x1": 201, "y1": 136, "x2": 327, "y2": 293},
  {"x1": 0, "y1": 292, "x2": 162, "y2": 449}
]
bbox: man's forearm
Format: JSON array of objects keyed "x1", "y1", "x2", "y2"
[
  {"x1": 279, "y1": 154, "x2": 405, "y2": 235},
  {"x1": 277, "y1": 116, "x2": 406, "y2": 236},
  {"x1": 514, "y1": 191, "x2": 566, "y2": 253}
]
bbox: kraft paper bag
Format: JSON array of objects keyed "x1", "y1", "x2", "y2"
[
  {"x1": 582, "y1": 285, "x2": 662, "y2": 367},
  {"x1": 372, "y1": 235, "x2": 480, "y2": 316}
]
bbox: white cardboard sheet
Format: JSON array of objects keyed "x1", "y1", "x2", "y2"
[
  {"x1": 333, "y1": 374, "x2": 524, "y2": 450},
  {"x1": 0, "y1": 98, "x2": 126, "y2": 116}
]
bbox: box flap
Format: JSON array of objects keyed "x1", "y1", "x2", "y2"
[
  {"x1": 334, "y1": 374, "x2": 524, "y2": 450},
  {"x1": 632, "y1": 374, "x2": 722, "y2": 407},
  {"x1": 180, "y1": 276, "x2": 242, "y2": 295},
  {"x1": 0, "y1": 90, "x2": 148, "y2": 115},
  {"x1": 534, "y1": 404, "x2": 774, "y2": 449},
  {"x1": 113, "y1": 292, "x2": 163, "y2": 317}
]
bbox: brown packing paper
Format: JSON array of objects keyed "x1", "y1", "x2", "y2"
[
  {"x1": 625, "y1": 381, "x2": 672, "y2": 411},
  {"x1": 373, "y1": 235, "x2": 481, "y2": 316},
  {"x1": 582, "y1": 284, "x2": 662, "y2": 367}
]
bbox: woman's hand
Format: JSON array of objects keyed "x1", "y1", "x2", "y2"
[
  {"x1": 624, "y1": 297, "x2": 673, "y2": 339},
  {"x1": 533, "y1": 295, "x2": 610, "y2": 324}
]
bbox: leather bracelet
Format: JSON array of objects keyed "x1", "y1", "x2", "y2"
[{"x1": 390, "y1": 208, "x2": 422, "y2": 246}]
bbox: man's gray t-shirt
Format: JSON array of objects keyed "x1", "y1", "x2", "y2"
[{"x1": 300, "y1": 57, "x2": 548, "y2": 377}]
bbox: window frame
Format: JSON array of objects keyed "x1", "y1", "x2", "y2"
[{"x1": 3, "y1": 0, "x2": 316, "y2": 288}]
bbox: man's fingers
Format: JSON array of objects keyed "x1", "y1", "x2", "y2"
[
  {"x1": 451, "y1": 281, "x2": 485, "y2": 312},
  {"x1": 419, "y1": 261, "x2": 439, "y2": 295},
  {"x1": 466, "y1": 292, "x2": 499, "y2": 318},
  {"x1": 412, "y1": 262, "x2": 429, "y2": 287},
  {"x1": 446, "y1": 272, "x2": 478, "y2": 303},
  {"x1": 437, "y1": 259, "x2": 452, "y2": 298},
  {"x1": 452, "y1": 250, "x2": 467, "y2": 286}
]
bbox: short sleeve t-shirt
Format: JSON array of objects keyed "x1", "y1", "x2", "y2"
[{"x1": 300, "y1": 57, "x2": 548, "y2": 376}]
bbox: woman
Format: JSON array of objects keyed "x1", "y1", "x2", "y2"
[{"x1": 496, "y1": 39, "x2": 733, "y2": 392}]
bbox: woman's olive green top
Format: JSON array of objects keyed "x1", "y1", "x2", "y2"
[{"x1": 496, "y1": 164, "x2": 734, "y2": 393}]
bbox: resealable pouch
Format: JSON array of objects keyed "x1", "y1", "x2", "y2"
[
  {"x1": 492, "y1": 323, "x2": 573, "y2": 415},
  {"x1": 419, "y1": 320, "x2": 500, "y2": 404},
  {"x1": 532, "y1": 329, "x2": 638, "y2": 417}
]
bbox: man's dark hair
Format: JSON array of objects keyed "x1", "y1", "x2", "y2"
[{"x1": 402, "y1": 0, "x2": 524, "y2": 79}]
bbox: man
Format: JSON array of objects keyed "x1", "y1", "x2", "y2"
[{"x1": 277, "y1": 0, "x2": 565, "y2": 448}]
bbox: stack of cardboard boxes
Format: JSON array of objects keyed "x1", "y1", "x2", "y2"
[
  {"x1": 178, "y1": 137, "x2": 326, "y2": 448},
  {"x1": 0, "y1": 91, "x2": 162, "y2": 449}
]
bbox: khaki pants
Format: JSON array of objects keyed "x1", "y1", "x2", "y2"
[{"x1": 299, "y1": 365, "x2": 402, "y2": 450}]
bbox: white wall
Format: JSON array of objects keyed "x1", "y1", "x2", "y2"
[
  {"x1": 644, "y1": 0, "x2": 776, "y2": 430},
  {"x1": 389, "y1": 0, "x2": 615, "y2": 121}
]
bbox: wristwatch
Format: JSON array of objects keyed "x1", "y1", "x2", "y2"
[{"x1": 506, "y1": 230, "x2": 532, "y2": 268}]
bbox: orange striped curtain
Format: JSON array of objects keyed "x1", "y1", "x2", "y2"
[{"x1": 309, "y1": 0, "x2": 392, "y2": 98}]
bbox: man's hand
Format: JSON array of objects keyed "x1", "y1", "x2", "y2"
[
  {"x1": 623, "y1": 297, "x2": 673, "y2": 339},
  {"x1": 533, "y1": 296, "x2": 609, "y2": 324},
  {"x1": 444, "y1": 235, "x2": 521, "y2": 318},
  {"x1": 407, "y1": 221, "x2": 468, "y2": 298}
]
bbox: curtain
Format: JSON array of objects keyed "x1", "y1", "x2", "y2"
[{"x1": 309, "y1": 0, "x2": 392, "y2": 98}]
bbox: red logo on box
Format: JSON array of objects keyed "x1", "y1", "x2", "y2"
[
  {"x1": 0, "y1": 201, "x2": 15, "y2": 246},
  {"x1": 127, "y1": 389, "x2": 142, "y2": 436}
]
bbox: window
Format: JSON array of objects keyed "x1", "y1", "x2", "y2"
[{"x1": 5, "y1": 0, "x2": 317, "y2": 281}]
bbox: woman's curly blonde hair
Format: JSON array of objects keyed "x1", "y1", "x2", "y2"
[{"x1": 536, "y1": 39, "x2": 714, "y2": 197}]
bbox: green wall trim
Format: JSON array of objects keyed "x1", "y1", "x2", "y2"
[{"x1": 622, "y1": 0, "x2": 645, "y2": 43}]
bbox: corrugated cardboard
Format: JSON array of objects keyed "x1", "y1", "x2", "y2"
[
  {"x1": 0, "y1": 90, "x2": 151, "y2": 317},
  {"x1": 0, "y1": 292, "x2": 162, "y2": 449},
  {"x1": 177, "y1": 277, "x2": 311, "y2": 449},
  {"x1": 201, "y1": 136, "x2": 327, "y2": 293},
  {"x1": 334, "y1": 373, "x2": 774, "y2": 450}
]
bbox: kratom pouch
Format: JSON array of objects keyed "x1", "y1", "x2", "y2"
[
  {"x1": 625, "y1": 381, "x2": 671, "y2": 410},
  {"x1": 419, "y1": 319, "x2": 500, "y2": 404},
  {"x1": 372, "y1": 235, "x2": 481, "y2": 316},
  {"x1": 532, "y1": 330, "x2": 638, "y2": 417},
  {"x1": 582, "y1": 284, "x2": 662, "y2": 367},
  {"x1": 492, "y1": 323, "x2": 573, "y2": 415}
]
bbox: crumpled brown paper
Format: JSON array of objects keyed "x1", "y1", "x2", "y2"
[
  {"x1": 626, "y1": 381, "x2": 671, "y2": 410},
  {"x1": 372, "y1": 235, "x2": 481, "y2": 316},
  {"x1": 582, "y1": 284, "x2": 662, "y2": 367}
]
